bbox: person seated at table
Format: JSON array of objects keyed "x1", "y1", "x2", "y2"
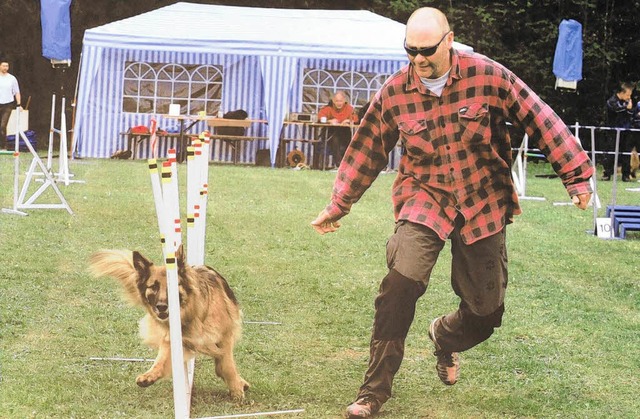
[{"x1": 316, "y1": 91, "x2": 358, "y2": 168}]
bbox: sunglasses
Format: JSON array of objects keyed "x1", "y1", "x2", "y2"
[{"x1": 404, "y1": 32, "x2": 450, "y2": 57}]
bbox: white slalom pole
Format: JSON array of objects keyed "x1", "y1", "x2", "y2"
[
  {"x1": 58, "y1": 96, "x2": 70, "y2": 185},
  {"x1": 162, "y1": 161, "x2": 182, "y2": 250},
  {"x1": 186, "y1": 138, "x2": 199, "y2": 266},
  {"x1": 199, "y1": 409, "x2": 306, "y2": 419},
  {"x1": 148, "y1": 159, "x2": 169, "y2": 256},
  {"x1": 47, "y1": 94, "x2": 56, "y2": 170},
  {"x1": 196, "y1": 134, "x2": 211, "y2": 265},
  {"x1": 164, "y1": 248, "x2": 189, "y2": 419},
  {"x1": 2, "y1": 108, "x2": 27, "y2": 216},
  {"x1": 160, "y1": 161, "x2": 189, "y2": 419}
]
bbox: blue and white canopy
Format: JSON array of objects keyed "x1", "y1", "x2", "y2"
[{"x1": 73, "y1": 2, "x2": 471, "y2": 164}]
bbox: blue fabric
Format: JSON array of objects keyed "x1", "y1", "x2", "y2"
[
  {"x1": 41, "y1": 0, "x2": 72, "y2": 60},
  {"x1": 553, "y1": 19, "x2": 582, "y2": 81}
]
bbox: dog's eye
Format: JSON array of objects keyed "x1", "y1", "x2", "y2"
[{"x1": 149, "y1": 282, "x2": 160, "y2": 292}]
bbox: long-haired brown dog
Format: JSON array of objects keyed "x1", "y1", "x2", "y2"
[{"x1": 89, "y1": 245, "x2": 249, "y2": 399}]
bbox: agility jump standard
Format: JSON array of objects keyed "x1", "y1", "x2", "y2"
[
  {"x1": 44, "y1": 93, "x2": 83, "y2": 185},
  {"x1": 2, "y1": 107, "x2": 73, "y2": 216}
]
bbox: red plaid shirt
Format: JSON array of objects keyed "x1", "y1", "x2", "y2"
[{"x1": 325, "y1": 50, "x2": 594, "y2": 244}]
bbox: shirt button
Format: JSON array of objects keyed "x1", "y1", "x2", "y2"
[
  {"x1": 449, "y1": 167, "x2": 454, "y2": 172},
  {"x1": 440, "y1": 120, "x2": 446, "y2": 127},
  {"x1": 446, "y1": 145, "x2": 451, "y2": 150}
]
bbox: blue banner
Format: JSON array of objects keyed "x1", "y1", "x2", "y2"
[
  {"x1": 553, "y1": 19, "x2": 582, "y2": 81},
  {"x1": 41, "y1": 0, "x2": 72, "y2": 61}
]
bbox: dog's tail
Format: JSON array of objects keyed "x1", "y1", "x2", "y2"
[{"x1": 89, "y1": 250, "x2": 145, "y2": 307}]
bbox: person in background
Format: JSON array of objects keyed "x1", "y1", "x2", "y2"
[
  {"x1": 602, "y1": 82, "x2": 634, "y2": 181},
  {"x1": 316, "y1": 90, "x2": 358, "y2": 168},
  {"x1": 311, "y1": 7, "x2": 593, "y2": 418},
  {"x1": 0, "y1": 59, "x2": 22, "y2": 150},
  {"x1": 628, "y1": 96, "x2": 640, "y2": 179}
]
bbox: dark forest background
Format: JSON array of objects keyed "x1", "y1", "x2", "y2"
[{"x1": 1, "y1": 0, "x2": 639, "y2": 146}]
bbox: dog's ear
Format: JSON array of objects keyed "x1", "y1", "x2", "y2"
[
  {"x1": 176, "y1": 244, "x2": 187, "y2": 276},
  {"x1": 132, "y1": 251, "x2": 153, "y2": 282}
]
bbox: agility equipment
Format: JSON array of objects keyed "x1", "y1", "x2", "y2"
[
  {"x1": 511, "y1": 133, "x2": 545, "y2": 201},
  {"x1": 2, "y1": 107, "x2": 73, "y2": 216},
  {"x1": 92, "y1": 129, "x2": 302, "y2": 417},
  {"x1": 147, "y1": 151, "x2": 190, "y2": 418},
  {"x1": 43, "y1": 93, "x2": 83, "y2": 185}
]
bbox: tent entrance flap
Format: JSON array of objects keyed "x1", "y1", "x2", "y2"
[{"x1": 259, "y1": 56, "x2": 299, "y2": 167}]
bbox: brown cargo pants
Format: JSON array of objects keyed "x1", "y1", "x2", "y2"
[{"x1": 356, "y1": 216, "x2": 508, "y2": 405}]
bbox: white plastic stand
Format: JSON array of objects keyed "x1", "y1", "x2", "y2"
[
  {"x1": 2, "y1": 107, "x2": 73, "y2": 216},
  {"x1": 511, "y1": 133, "x2": 545, "y2": 201},
  {"x1": 41, "y1": 93, "x2": 84, "y2": 185}
]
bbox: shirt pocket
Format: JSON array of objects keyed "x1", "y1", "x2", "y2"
[
  {"x1": 458, "y1": 102, "x2": 490, "y2": 144},
  {"x1": 398, "y1": 119, "x2": 436, "y2": 161}
]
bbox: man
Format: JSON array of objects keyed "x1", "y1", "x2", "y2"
[
  {"x1": 602, "y1": 82, "x2": 634, "y2": 181},
  {"x1": 311, "y1": 7, "x2": 593, "y2": 418},
  {"x1": 316, "y1": 90, "x2": 357, "y2": 168},
  {"x1": 0, "y1": 59, "x2": 22, "y2": 150}
]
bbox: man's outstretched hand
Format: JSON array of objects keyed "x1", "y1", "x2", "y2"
[
  {"x1": 572, "y1": 193, "x2": 591, "y2": 210},
  {"x1": 311, "y1": 209, "x2": 341, "y2": 235}
]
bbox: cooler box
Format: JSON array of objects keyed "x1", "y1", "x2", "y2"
[{"x1": 7, "y1": 130, "x2": 37, "y2": 152}]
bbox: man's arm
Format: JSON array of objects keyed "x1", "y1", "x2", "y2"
[
  {"x1": 311, "y1": 94, "x2": 396, "y2": 234},
  {"x1": 504, "y1": 71, "x2": 594, "y2": 200}
]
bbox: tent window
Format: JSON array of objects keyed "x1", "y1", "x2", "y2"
[
  {"x1": 122, "y1": 62, "x2": 223, "y2": 114},
  {"x1": 302, "y1": 69, "x2": 390, "y2": 113}
]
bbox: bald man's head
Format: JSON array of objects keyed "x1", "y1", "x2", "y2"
[
  {"x1": 404, "y1": 7, "x2": 454, "y2": 79},
  {"x1": 406, "y1": 7, "x2": 450, "y2": 38}
]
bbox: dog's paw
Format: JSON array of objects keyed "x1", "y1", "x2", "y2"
[
  {"x1": 136, "y1": 373, "x2": 158, "y2": 387},
  {"x1": 229, "y1": 381, "x2": 249, "y2": 401},
  {"x1": 228, "y1": 388, "x2": 245, "y2": 401}
]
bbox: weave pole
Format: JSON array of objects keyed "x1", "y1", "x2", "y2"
[
  {"x1": 146, "y1": 134, "x2": 213, "y2": 418},
  {"x1": 160, "y1": 160, "x2": 190, "y2": 418}
]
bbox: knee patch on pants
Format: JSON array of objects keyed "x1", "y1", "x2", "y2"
[{"x1": 373, "y1": 269, "x2": 426, "y2": 341}]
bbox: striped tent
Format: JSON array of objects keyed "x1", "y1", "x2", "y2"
[{"x1": 72, "y1": 2, "x2": 470, "y2": 166}]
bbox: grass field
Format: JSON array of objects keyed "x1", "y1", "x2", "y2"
[{"x1": 1, "y1": 157, "x2": 639, "y2": 418}]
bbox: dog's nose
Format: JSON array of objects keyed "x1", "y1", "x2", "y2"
[{"x1": 156, "y1": 303, "x2": 168, "y2": 313}]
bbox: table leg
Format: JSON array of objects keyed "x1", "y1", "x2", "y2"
[{"x1": 177, "y1": 120, "x2": 185, "y2": 163}]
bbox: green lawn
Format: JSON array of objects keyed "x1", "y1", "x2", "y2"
[{"x1": 1, "y1": 158, "x2": 639, "y2": 418}]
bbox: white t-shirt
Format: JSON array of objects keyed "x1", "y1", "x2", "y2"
[
  {"x1": 420, "y1": 70, "x2": 450, "y2": 97},
  {"x1": 0, "y1": 74, "x2": 20, "y2": 105}
]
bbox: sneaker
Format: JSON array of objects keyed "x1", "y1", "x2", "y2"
[
  {"x1": 428, "y1": 317, "x2": 460, "y2": 385},
  {"x1": 345, "y1": 396, "x2": 381, "y2": 418},
  {"x1": 622, "y1": 175, "x2": 630, "y2": 182}
]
